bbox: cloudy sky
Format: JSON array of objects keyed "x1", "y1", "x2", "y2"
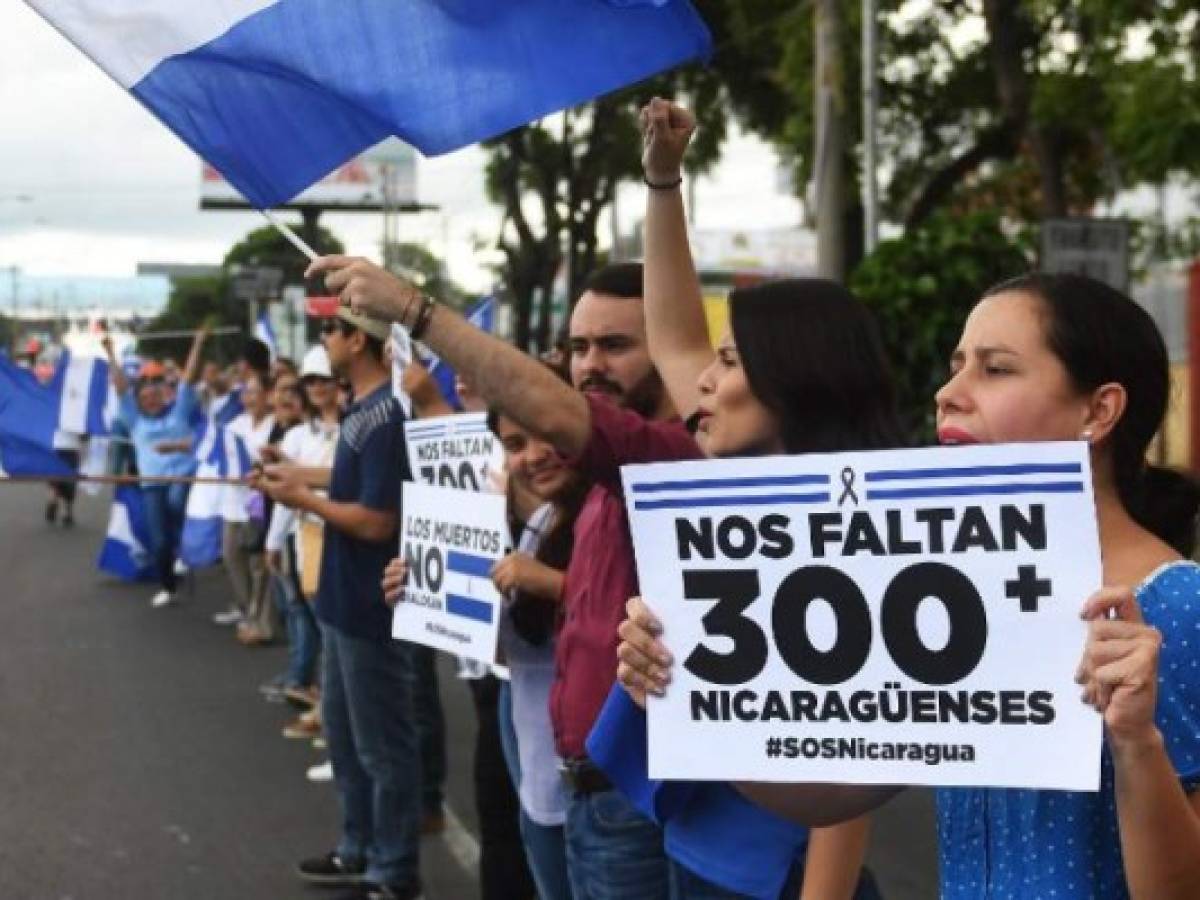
[{"x1": 0, "y1": 2, "x2": 802, "y2": 297}]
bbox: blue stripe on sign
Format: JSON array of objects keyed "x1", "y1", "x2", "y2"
[
  {"x1": 634, "y1": 492, "x2": 830, "y2": 511},
  {"x1": 447, "y1": 551, "x2": 494, "y2": 578},
  {"x1": 866, "y1": 481, "x2": 1084, "y2": 500},
  {"x1": 406, "y1": 425, "x2": 446, "y2": 435},
  {"x1": 865, "y1": 462, "x2": 1082, "y2": 482},
  {"x1": 446, "y1": 594, "x2": 494, "y2": 624},
  {"x1": 631, "y1": 474, "x2": 828, "y2": 494}
]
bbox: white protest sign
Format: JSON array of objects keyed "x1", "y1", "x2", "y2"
[
  {"x1": 622, "y1": 442, "x2": 1103, "y2": 790},
  {"x1": 393, "y1": 482, "x2": 509, "y2": 664},
  {"x1": 405, "y1": 412, "x2": 504, "y2": 493}
]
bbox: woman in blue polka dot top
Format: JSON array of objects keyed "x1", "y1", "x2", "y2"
[{"x1": 620, "y1": 272, "x2": 1200, "y2": 898}]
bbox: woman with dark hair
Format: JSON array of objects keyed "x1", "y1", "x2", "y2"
[
  {"x1": 621, "y1": 261, "x2": 1200, "y2": 897},
  {"x1": 487, "y1": 408, "x2": 588, "y2": 900},
  {"x1": 584, "y1": 99, "x2": 896, "y2": 900}
]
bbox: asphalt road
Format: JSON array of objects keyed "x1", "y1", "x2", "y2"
[{"x1": 0, "y1": 484, "x2": 938, "y2": 900}]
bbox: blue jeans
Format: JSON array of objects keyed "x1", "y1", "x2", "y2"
[
  {"x1": 270, "y1": 565, "x2": 319, "y2": 688},
  {"x1": 498, "y1": 683, "x2": 573, "y2": 900},
  {"x1": 670, "y1": 854, "x2": 881, "y2": 900},
  {"x1": 141, "y1": 483, "x2": 187, "y2": 592},
  {"x1": 411, "y1": 644, "x2": 446, "y2": 814},
  {"x1": 565, "y1": 786, "x2": 668, "y2": 900},
  {"x1": 320, "y1": 624, "x2": 421, "y2": 888}
]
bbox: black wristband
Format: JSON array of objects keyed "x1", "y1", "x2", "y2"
[
  {"x1": 644, "y1": 173, "x2": 683, "y2": 190},
  {"x1": 410, "y1": 294, "x2": 436, "y2": 341}
]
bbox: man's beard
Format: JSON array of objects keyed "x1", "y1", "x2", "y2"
[{"x1": 579, "y1": 368, "x2": 665, "y2": 419}]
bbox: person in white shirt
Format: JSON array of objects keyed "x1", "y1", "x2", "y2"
[
  {"x1": 263, "y1": 346, "x2": 340, "y2": 728},
  {"x1": 220, "y1": 371, "x2": 275, "y2": 645}
]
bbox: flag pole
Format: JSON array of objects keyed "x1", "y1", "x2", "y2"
[
  {"x1": 260, "y1": 209, "x2": 319, "y2": 262},
  {"x1": 0, "y1": 473, "x2": 248, "y2": 486}
]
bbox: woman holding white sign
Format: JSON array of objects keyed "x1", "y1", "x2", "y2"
[
  {"x1": 585, "y1": 100, "x2": 903, "y2": 899},
  {"x1": 384, "y1": 407, "x2": 586, "y2": 900},
  {"x1": 619, "y1": 262, "x2": 1200, "y2": 898}
]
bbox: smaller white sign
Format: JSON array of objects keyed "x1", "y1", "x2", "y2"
[
  {"x1": 405, "y1": 412, "x2": 505, "y2": 493},
  {"x1": 393, "y1": 482, "x2": 509, "y2": 664}
]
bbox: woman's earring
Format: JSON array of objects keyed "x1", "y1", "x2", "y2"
[{"x1": 1080, "y1": 429, "x2": 1094, "y2": 442}]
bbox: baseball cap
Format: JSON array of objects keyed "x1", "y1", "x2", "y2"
[
  {"x1": 300, "y1": 345, "x2": 332, "y2": 379},
  {"x1": 139, "y1": 360, "x2": 166, "y2": 379},
  {"x1": 336, "y1": 307, "x2": 391, "y2": 342}
]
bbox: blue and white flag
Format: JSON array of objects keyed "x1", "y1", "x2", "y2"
[
  {"x1": 253, "y1": 311, "x2": 278, "y2": 360},
  {"x1": 24, "y1": 1, "x2": 712, "y2": 208},
  {"x1": 53, "y1": 352, "x2": 115, "y2": 436},
  {"x1": 179, "y1": 462, "x2": 224, "y2": 567},
  {"x1": 180, "y1": 420, "x2": 253, "y2": 567},
  {"x1": 97, "y1": 485, "x2": 156, "y2": 582},
  {"x1": 0, "y1": 353, "x2": 73, "y2": 476},
  {"x1": 426, "y1": 296, "x2": 496, "y2": 409}
]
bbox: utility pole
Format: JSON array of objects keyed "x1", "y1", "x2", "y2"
[
  {"x1": 814, "y1": 0, "x2": 846, "y2": 281},
  {"x1": 862, "y1": 0, "x2": 880, "y2": 255}
]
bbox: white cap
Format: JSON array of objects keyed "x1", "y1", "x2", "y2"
[{"x1": 300, "y1": 345, "x2": 332, "y2": 379}]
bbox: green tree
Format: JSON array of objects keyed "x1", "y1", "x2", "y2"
[
  {"x1": 482, "y1": 0, "x2": 799, "y2": 351},
  {"x1": 851, "y1": 211, "x2": 1031, "y2": 441},
  {"x1": 383, "y1": 241, "x2": 471, "y2": 312},
  {"x1": 141, "y1": 221, "x2": 346, "y2": 361},
  {"x1": 222, "y1": 221, "x2": 344, "y2": 288}
]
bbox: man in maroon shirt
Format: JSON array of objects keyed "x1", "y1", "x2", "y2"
[{"x1": 309, "y1": 256, "x2": 701, "y2": 898}]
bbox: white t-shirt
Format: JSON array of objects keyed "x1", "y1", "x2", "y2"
[
  {"x1": 265, "y1": 417, "x2": 339, "y2": 552},
  {"x1": 221, "y1": 411, "x2": 274, "y2": 523}
]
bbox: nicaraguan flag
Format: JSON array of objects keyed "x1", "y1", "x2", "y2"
[
  {"x1": 24, "y1": 1, "x2": 712, "y2": 208},
  {"x1": 426, "y1": 296, "x2": 496, "y2": 409},
  {"x1": 97, "y1": 485, "x2": 156, "y2": 582},
  {"x1": 0, "y1": 353, "x2": 73, "y2": 477},
  {"x1": 53, "y1": 352, "x2": 115, "y2": 436},
  {"x1": 180, "y1": 420, "x2": 252, "y2": 567},
  {"x1": 179, "y1": 459, "x2": 224, "y2": 567},
  {"x1": 253, "y1": 311, "x2": 277, "y2": 360}
]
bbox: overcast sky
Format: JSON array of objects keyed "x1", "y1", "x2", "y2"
[{"x1": 0, "y1": 1, "x2": 802, "y2": 295}]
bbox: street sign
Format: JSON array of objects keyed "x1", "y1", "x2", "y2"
[{"x1": 1040, "y1": 218, "x2": 1130, "y2": 292}]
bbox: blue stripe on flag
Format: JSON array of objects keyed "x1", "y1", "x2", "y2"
[
  {"x1": 0, "y1": 354, "x2": 72, "y2": 476},
  {"x1": 866, "y1": 481, "x2": 1085, "y2": 501},
  {"x1": 634, "y1": 492, "x2": 831, "y2": 511},
  {"x1": 127, "y1": 1, "x2": 711, "y2": 207},
  {"x1": 97, "y1": 485, "x2": 157, "y2": 582},
  {"x1": 446, "y1": 594, "x2": 494, "y2": 624},
  {"x1": 631, "y1": 474, "x2": 828, "y2": 494},
  {"x1": 865, "y1": 463, "x2": 1082, "y2": 482},
  {"x1": 447, "y1": 551, "x2": 494, "y2": 578}
]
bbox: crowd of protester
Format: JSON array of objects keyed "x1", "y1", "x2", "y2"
[{"x1": 39, "y1": 97, "x2": 1200, "y2": 900}]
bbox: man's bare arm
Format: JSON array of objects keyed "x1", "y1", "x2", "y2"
[{"x1": 308, "y1": 257, "x2": 592, "y2": 458}]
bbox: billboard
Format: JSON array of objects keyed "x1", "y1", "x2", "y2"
[{"x1": 200, "y1": 138, "x2": 419, "y2": 211}]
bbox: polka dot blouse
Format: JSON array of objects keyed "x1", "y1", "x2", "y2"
[{"x1": 936, "y1": 560, "x2": 1200, "y2": 899}]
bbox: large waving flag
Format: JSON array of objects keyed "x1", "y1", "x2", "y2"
[
  {"x1": 97, "y1": 485, "x2": 156, "y2": 582},
  {"x1": 25, "y1": 1, "x2": 712, "y2": 208}
]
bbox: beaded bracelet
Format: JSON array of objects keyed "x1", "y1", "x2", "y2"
[
  {"x1": 644, "y1": 174, "x2": 683, "y2": 190},
  {"x1": 410, "y1": 294, "x2": 437, "y2": 341}
]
